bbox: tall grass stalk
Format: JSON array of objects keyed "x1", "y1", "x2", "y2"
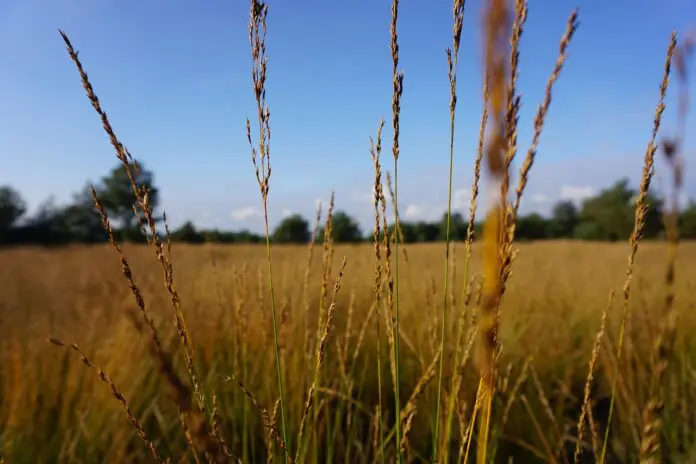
[
  {"x1": 370, "y1": 120, "x2": 387, "y2": 464},
  {"x1": 639, "y1": 32, "x2": 690, "y2": 463},
  {"x1": 247, "y1": 1, "x2": 289, "y2": 461},
  {"x1": 434, "y1": 1, "x2": 466, "y2": 460},
  {"x1": 600, "y1": 33, "x2": 676, "y2": 464},
  {"x1": 389, "y1": 0, "x2": 404, "y2": 461}
]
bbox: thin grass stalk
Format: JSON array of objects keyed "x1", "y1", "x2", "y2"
[
  {"x1": 600, "y1": 33, "x2": 676, "y2": 463},
  {"x1": 444, "y1": 69, "x2": 489, "y2": 463},
  {"x1": 389, "y1": 0, "x2": 404, "y2": 461},
  {"x1": 640, "y1": 34, "x2": 690, "y2": 463},
  {"x1": 247, "y1": 1, "x2": 289, "y2": 460},
  {"x1": 46, "y1": 338, "x2": 164, "y2": 464},
  {"x1": 574, "y1": 290, "x2": 614, "y2": 464},
  {"x1": 435, "y1": 1, "x2": 466, "y2": 460},
  {"x1": 295, "y1": 258, "x2": 348, "y2": 462},
  {"x1": 370, "y1": 119, "x2": 387, "y2": 464},
  {"x1": 59, "y1": 29, "x2": 205, "y2": 415}
]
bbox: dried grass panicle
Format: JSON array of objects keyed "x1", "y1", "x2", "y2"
[
  {"x1": 179, "y1": 412, "x2": 202, "y2": 464},
  {"x1": 500, "y1": 0, "x2": 527, "y2": 211},
  {"x1": 512, "y1": 10, "x2": 579, "y2": 219},
  {"x1": 379, "y1": 171, "x2": 397, "y2": 384},
  {"x1": 500, "y1": 356, "x2": 532, "y2": 429},
  {"x1": 574, "y1": 290, "x2": 614, "y2": 464},
  {"x1": 267, "y1": 399, "x2": 282, "y2": 464},
  {"x1": 226, "y1": 373, "x2": 289, "y2": 456},
  {"x1": 210, "y1": 393, "x2": 234, "y2": 460},
  {"x1": 389, "y1": 0, "x2": 405, "y2": 459},
  {"x1": 319, "y1": 192, "x2": 336, "y2": 320},
  {"x1": 128, "y1": 307, "x2": 229, "y2": 463},
  {"x1": 600, "y1": 32, "x2": 676, "y2": 463},
  {"x1": 501, "y1": 9, "x2": 578, "y2": 290},
  {"x1": 46, "y1": 337, "x2": 164, "y2": 464},
  {"x1": 296, "y1": 257, "x2": 348, "y2": 462},
  {"x1": 248, "y1": 0, "x2": 271, "y2": 199},
  {"x1": 384, "y1": 171, "x2": 410, "y2": 265},
  {"x1": 438, "y1": 0, "x2": 467, "y2": 459},
  {"x1": 90, "y1": 189, "x2": 163, "y2": 357},
  {"x1": 247, "y1": 1, "x2": 290, "y2": 459},
  {"x1": 401, "y1": 348, "x2": 442, "y2": 448},
  {"x1": 640, "y1": 31, "x2": 691, "y2": 464},
  {"x1": 370, "y1": 118, "x2": 387, "y2": 464},
  {"x1": 400, "y1": 352, "x2": 441, "y2": 458},
  {"x1": 59, "y1": 29, "x2": 202, "y2": 413},
  {"x1": 91, "y1": 141, "x2": 225, "y2": 460},
  {"x1": 303, "y1": 202, "x2": 323, "y2": 360},
  {"x1": 467, "y1": 72, "x2": 489, "y2": 251}
]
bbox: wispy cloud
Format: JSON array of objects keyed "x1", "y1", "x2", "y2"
[
  {"x1": 531, "y1": 193, "x2": 552, "y2": 204},
  {"x1": 560, "y1": 185, "x2": 596, "y2": 202},
  {"x1": 452, "y1": 188, "x2": 470, "y2": 209},
  {"x1": 404, "y1": 204, "x2": 422, "y2": 219},
  {"x1": 231, "y1": 206, "x2": 261, "y2": 221}
]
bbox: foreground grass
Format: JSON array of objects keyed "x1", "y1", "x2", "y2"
[{"x1": 1, "y1": 241, "x2": 696, "y2": 462}]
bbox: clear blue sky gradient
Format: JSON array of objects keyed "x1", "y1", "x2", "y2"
[{"x1": 1, "y1": 0, "x2": 694, "y2": 233}]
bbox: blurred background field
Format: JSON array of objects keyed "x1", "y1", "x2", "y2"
[{"x1": 2, "y1": 241, "x2": 695, "y2": 462}]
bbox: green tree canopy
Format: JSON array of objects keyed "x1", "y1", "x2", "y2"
[
  {"x1": 96, "y1": 161, "x2": 160, "y2": 230},
  {"x1": 58, "y1": 185, "x2": 106, "y2": 243},
  {"x1": 171, "y1": 221, "x2": 204, "y2": 243},
  {"x1": 516, "y1": 213, "x2": 550, "y2": 240},
  {"x1": 330, "y1": 210, "x2": 363, "y2": 243},
  {"x1": 273, "y1": 214, "x2": 310, "y2": 243},
  {"x1": 681, "y1": 201, "x2": 696, "y2": 239},
  {"x1": 0, "y1": 186, "x2": 26, "y2": 233},
  {"x1": 438, "y1": 212, "x2": 467, "y2": 241},
  {"x1": 576, "y1": 178, "x2": 663, "y2": 241},
  {"x1": 549, "y1": 200, "x2": 579, "y2": 238}
]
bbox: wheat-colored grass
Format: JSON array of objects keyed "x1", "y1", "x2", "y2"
[
  {"x1": 2, "y1": 1, "x2": 695, "y2": 463},
  {"x1": 3, "y1": 242, "x2": 696, "y2": 462}
]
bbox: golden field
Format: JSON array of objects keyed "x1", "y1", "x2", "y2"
[{"x1": 1, "y1": 241, "x2": 695, "y2": 463}]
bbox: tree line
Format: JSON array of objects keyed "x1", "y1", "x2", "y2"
[{"x1": 2, "y1": 161, "x2": 696, "y2": 246}]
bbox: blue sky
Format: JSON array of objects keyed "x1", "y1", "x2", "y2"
[{"x1": 0, "y1": 0, "x2": 694, "y2": 233}]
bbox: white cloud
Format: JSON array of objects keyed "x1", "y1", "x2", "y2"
[
  {"x1": 231, "y1": 206, "x2": 261, "y2": 221},
  {"x1": 531, "y1": 193, "x2": 552, "y2": 204},
  {"x1": 560, "y1": 185, "x2": 595, "y2": 202},
  {"x1": 404, "y1": 204, "x2": 422, "y2": 219},
  {"x1": 281, "y1": 208, "x2": 293, "y2": 218},
  {"x1": 452, "y1": 188, "x2": 470, "y2": 209}
]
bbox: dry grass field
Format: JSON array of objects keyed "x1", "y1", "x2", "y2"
[
  {"x1": 1, "y1": 242, "x2": 695, "y2": 462},
  {"x1": 1, "y1": 0, "x2": 694, "y2": 462}
]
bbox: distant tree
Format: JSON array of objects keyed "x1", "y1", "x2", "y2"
[
  {"x1": 515, "y1": 213, "x2": 550, "y2": 240},
  {"x1": 273, "y1": 214, "x2": 310, "y2": 243},
  {"x1": 19, "y1": 197, "x2": 70, "y2": 244},
  {"x1": 681, "y1": 201, "x2": 696, "y2": 239},
  {"x1": 414, "y1": 221, "x2": 440, "y2": 242},
  {"x1": 0, "y1": 186, "x2": 26, "y2": 241},
  {"x1": 171, "y1": 221, "x2": 204, "y2": 243},
  {"x1": 234, "y1": 229, "x2": 263, "y2": 244},
  {"x1": 438, "y1": 212, "x2": 467, "y2": 241},
  {"x1": 549, "y1": 200, "x2": 579, "y2": 238},
  {"x1": 576, "y1": 179, "x2": 663, "y2": 241},
  {"x1": 397, "y1": 221, "x2": 419, "y2": 243},
  {"x1": 203, "y1": 229, "x2": 224, "y2": 243},
  {"x1": 59, "y1": 185, "x2": 107, "y2": 243},
  {"x1": 96, "y1": 161, "x2": 160, "y2": 231},
  {"x1": 331, "y1": 210, "x2": 363, "y2": 243}
]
